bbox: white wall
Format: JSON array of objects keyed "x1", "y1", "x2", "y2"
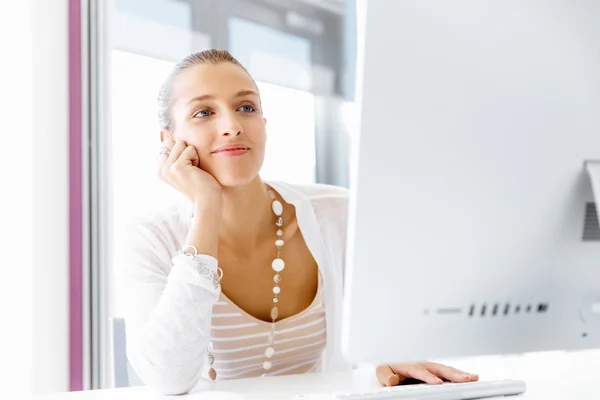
[
  {"x1": 31, "y1": 0, "x2": 70, "y2": 393},
  {"x1": 0, "y1": 0, "x2": 33, "y2": 394}
]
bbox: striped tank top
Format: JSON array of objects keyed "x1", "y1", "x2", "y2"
[{"x1": 207, "y1": 273, "x2": 327, "y2": 380}]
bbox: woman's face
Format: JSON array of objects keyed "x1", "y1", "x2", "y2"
[{"x1": 164, "y1": 62, "x2": 267, "y2": 187}]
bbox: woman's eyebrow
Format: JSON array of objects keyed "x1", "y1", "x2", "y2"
[
  {"x1": 185, "y1": 90, "x2": 259, "y2": 107},
  {"x1": 234, "y1": 90, "x2": 259, "y2": 98},
  {"x1": 186, "y1": 94, "x2": 214, "y2": 107}
]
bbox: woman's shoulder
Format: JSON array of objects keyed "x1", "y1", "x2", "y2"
[
  {"x1": 117, "y1": 202, "x2": 190, "y2": 278},
  {"x1": 276, "y1": 183, "x2": 349, "y2": 270},
  {"x1": 274, "y1": 181, "x2": 348, "y2": 212},
  {"x1": 284, "y1": 182, "x2": 349, "y2": 198},
  {"x1": 126, "y1": 201, "x2": 191, "y2": 248},
  {"x1": 287, "y1": 183, "x2": 348, "y2": 202},
  {"x1": 272, "y1": 181, "x2": 349, "y2": 229}
]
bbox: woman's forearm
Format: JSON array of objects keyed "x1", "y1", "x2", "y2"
[{"x1": 124, "y1": 212, "x2": 221, "y2": 395}]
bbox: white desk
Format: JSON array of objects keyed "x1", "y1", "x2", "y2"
[{"x1": 35, "y1": 351, "x2": 600, "y2": 400}]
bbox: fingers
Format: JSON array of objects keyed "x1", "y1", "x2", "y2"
[
  {"x1": 180, "y1": 145, "x2": 200, "y2": 168},
  {"x1": 375, "y1": 365, "x2": 400, "y2": 387},
  {"x1": 379, "y1": 362, "x2": 479, "y2": 387},
  {"x1": 158, "y1": 139, "x2": 186, "y2": 183},
  {"x1": 158, "y1": 137, "x2": 175, "y2": 164},
  {"x1": 390, "y1": 364, "x2": 443, "y2": 385},
  {"x1": 165, "y1": 141, "x2": 187, "y2": 167},
  {"x1": 421, "y1": 362, "x2": 479, "y2": 383},
  {"x1": 158, "y1": 139, "x2": 202, "y2": 186}
]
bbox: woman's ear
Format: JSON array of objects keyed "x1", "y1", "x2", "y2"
[{"x1": 160, "y1": 129, "x2": 173, "y2": 143}]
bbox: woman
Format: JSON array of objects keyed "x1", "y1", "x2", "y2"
[{"x1": 123, "y1": 49, "x2": 478, "y2": 395}]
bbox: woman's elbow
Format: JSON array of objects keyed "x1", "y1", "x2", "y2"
[
  {"x1": 135, "y1": 367, "x2": 201, "y2": 395},
  {"x1": 128, "y1": 353, "x2": 202, "y2": 395},
  {"x1": 149, "y1": 379, "x2": 198, "y2": 396}
]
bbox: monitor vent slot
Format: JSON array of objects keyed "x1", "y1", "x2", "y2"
[
  {"x1": 467, "y1": 302, "x2": 549, "y2": 318},
  {"x1": 583, "y1": 202, "x2": 600, "y2": 241}
]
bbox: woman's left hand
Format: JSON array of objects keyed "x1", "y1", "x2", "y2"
[{"x1": 376, "y1": 362, "x2": 479, "y2": 386}]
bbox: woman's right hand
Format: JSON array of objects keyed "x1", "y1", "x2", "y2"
[{"x1": 158, "y1": 138, "x2": 223, "y2": 206}]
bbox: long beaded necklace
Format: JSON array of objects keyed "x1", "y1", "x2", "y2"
[{"x1": 207, "y1": 184, "x2": 285, "y2": 381}]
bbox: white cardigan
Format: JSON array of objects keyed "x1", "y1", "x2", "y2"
[{"x1": 122, "y1": 181, "x2": 353, "y2": 394}]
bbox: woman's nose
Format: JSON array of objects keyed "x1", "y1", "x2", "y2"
[{"x1": 217, "y1": 112, "x2": 242, "y2": 136}]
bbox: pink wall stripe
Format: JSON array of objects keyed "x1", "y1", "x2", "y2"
[{"x1": 68, "y1": 0, "x2": 84, "y2": 392}]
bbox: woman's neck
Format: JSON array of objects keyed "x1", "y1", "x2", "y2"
[{"x1": 219, "y1": 176, "x2": 274, "y2": 249}]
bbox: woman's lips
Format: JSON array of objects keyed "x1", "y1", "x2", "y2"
[{"x1": 212, "y1": 147, "x2": 249, "y2": 156}]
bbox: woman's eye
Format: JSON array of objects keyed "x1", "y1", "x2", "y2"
[
  {"x1": 194, "y1": 109, "x2": 212, "y2": 118},
  {"x1": 238, "y1": 105, "x2": 255, "y2": 113}
]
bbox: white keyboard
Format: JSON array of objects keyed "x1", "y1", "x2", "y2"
[{"x1": 295, "y1": 379, "x2": 527, "y2": 400}]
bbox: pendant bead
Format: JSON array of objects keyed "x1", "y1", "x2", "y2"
[
  {"x1": 208, "y1": 368, "x2": 217, "y2": 380},
  {"x1": 272, "y1": 258, "x2": 285, "y2": 272},
  {"x1": 272, "y1": 200, "x2": 283, "y2": 216},
  {"x1": 265, "y1": 347, "x2": 275, "y2": 358}
]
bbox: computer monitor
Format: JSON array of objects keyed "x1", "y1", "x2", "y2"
[{"x1": 342, "y1": 0, "x2": 600, "y2": 366}]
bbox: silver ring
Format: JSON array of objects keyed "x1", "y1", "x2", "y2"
[{"x1": 159, "y1": 146, "x2": 171, "y2": 155}]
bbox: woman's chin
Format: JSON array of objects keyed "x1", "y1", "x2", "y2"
[{"x1": 215, "y1": 173, "x2": 260, "y2": 188}]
